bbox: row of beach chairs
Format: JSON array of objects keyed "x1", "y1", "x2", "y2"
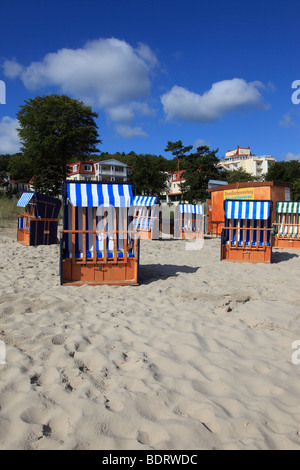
[{"x1": 16, "y1": 182, "x2": 300, "y2": 286}]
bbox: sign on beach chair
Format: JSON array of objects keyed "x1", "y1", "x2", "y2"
[
  {"x1": 17, "y1": 192, "x2": 61, "y2": 246},
  {"x1": 221, "y1": 199, "x2": 273, "y2": 263},
  {"x1": 60, "y1": 181, "x2": 140, "y2": 286},
  {"x1": 131, "y1": 195, "x2": 159, "y2": 239},
  {"x1": 174, "y1": 204, "x2": 205, "y2": 239},
  {"x1": 273, "y1": 201, "x2": 300, "y2": 249}
]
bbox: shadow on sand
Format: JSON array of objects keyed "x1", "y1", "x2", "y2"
[
  {"x1": 272, "y1": 250, "x2": 299, "y2": 263},
  {"x1": 139, "y1": 263, "x2": 199, "y2": 285}
]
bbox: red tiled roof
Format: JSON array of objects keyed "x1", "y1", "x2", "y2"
[{"x1": 67, "y1": 161, "x2": 96, "y2": 175}]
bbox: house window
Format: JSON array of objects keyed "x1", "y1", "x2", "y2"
[
  {"x1": 173, "y1": 174, "x2": 176, "y2": 180},
  {"x1": 84, "y1": 164, "x2": 92, "y2": 172},
  {"x1": 73, "y1": 165, "x2": 78, "y2": 172}
]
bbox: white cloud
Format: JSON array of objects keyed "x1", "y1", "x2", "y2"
[
  {"x1": 161, "y1": 78, "x2": 268, "y2": 122},
  {"x1": 115, "y1": 124, "x2": 148, "y2": 139},
  {"x1": 4, "y1": 38, "x2": 158, "y2": 109},
  {"x1": 3, "y1": 38, "x2": 159, "y2": 139},
  {"x1": 0, "y1": 117, "x2": 20, "y2": 154},
  {"x1": 106, "y1": 101, "x2": 156, "y2": 123},
  {"x1": 3, "y1": 60, "x2": 24, "y2": 79},
  {"x1": 193, "y1": 139, "x2": 210, "y2": 149},
  {"x1": 279, "y1": 112, "x2": 295, "y2": 128},
  {"x1": 284, "y1": 152, "x2": 300, "y2": 161},
  {"x1": 106, "y1": 105, "x2": 135, "y2": 123}
]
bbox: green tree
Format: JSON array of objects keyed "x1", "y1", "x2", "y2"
[
  {"x1": 8, "y1": 153, "x2": 33, "y2": 182},
  {"x1": 130, "y1": 154, "x2": 168, "y2": 196},
  {"x1": 225, "y1": 167, "x2": 256, "y2": 184},
  {"x1": 16, "y1": 94, "x2": 101, "y2": 195},
  {"x1": 164, "y1": 140, "x2": 193, "y2": 172},
  {"x1": 291, "y1": 178, "x2": 300, "y2": 201},
  {"x1": 264, "y1": 160, "x2": 300, "y2": 184},
  {"x1": 181, "y1": 146, "x2": 223, "y2": 203},
  {"x1": 0, "y1": 154, "x2": 11, "y2": 175}
]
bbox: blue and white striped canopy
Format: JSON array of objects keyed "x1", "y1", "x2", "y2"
[
  {"x1": 178, "y1": 204, "x2": 204, "y2": 214},
  {"x1": 132, "y1": 195, "x2": 158, "y2": 206},
  {"x1": 225, "y1": 200, "x2": 271, "y2": 220},
  {"x1": 17, "y1": 192, "x2": 35, "y2": 207},
  {"x1": 66, "y1": 182, "x2": 133, "y2": 207}
]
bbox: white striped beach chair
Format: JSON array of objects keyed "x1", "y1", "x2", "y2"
[
  {"x1": 221, "y1": 199, "x2": 273, "y2": 263},
  {"x1": 60, "y1": 182, "x2": 140, "y2": 286},
  {"x1": 131, "y1": 195, "x2": 159, "y2": 239},
  {"x1": 174, "y1": 204, "x2": 205, "y2": 239},
  {"x1": 273, "y1": 201, "x2": 300, "y2": 249}
]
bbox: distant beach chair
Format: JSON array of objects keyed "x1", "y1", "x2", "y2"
[
  {"x1": 273, "y1": 201, "x2": 300, "y2": 249},
  {"x1": 17, "y1": 192, "x2": 61, "y2": 246},
  {"x1": 60, "y1": 181, "x2": 140, "y2": 286},
  {"x1": 174, "y1": 204, "x2": 205, "y2": 239},
  {"x1": 131, "y1": 195, "x2": 159, "y2": 239},
  {"x1": 221, "y1": 199, "x2": 273, "y2": 263}
]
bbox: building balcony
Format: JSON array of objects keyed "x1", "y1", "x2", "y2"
[{"x1": 95, "y1": 169, "x2": 127, "y2": 177}]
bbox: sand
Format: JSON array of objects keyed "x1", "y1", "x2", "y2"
[{"x1": 0, "y1": 226, "x2": 300, "y2": 450}]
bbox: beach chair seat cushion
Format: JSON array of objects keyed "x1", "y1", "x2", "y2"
[
  {"x1": 64, "y1": 250, "x2": 135, "y2": 259},
  {"x1": 225, "y1": 241, "x2": 270, "y2": 246}
]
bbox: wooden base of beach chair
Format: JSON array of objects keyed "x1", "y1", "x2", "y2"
[
  {"x1": 273, "y1": 237, "x2": 300, "y2": 249},
  {"x1": 179, "y1": 230, "x2": 204, "y2": 239},
  {"x1": 137, "y1": 230, "x2": 152, "y2": 240},
  {"x1": 221, "y1": 244, "x2": 272, "y2": 263},
  {"x1": 61, "y1": 258, "x2": 139, "y2": 286},
  {"x1": 17, "y1": 228, "x2": 30, "y2": 246}
]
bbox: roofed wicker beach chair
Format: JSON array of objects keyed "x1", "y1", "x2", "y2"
[
  {"x1": 273, "y1": 201, "x2": 300, "y2": 249},
  {"x1": 17, "y1": 191, "x2": 61, "y2": 246},
  {"x1": 60, "y1": 181, "x2": 140, "y2": 286},
  {"x1": 131, "y1": 195, "x2": 159, "y2": 239},
  {"x1": 174, "y1": 204, "x2": 205, "y2": 239},
  {"x1": 221, "y1": 199, "x2": 273, "y2": 263}
]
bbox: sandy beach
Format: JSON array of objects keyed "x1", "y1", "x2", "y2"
[{"x1": 0, "y1": 226, "x2": 300, "y2": 450}]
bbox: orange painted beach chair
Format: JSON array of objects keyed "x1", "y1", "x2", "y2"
[
  {"x1": 221, "y1": 199, "x2": 273, "y2": 263},
  {"x1": 273, "y1": 201, "x2": 300, "y2": 249},
  {"x1": 131, "y1": 195, "x2": 159, "y2": 239},
  {"x1": 60, "y1": 181, "x2": 140, "y2": 286},
  {"x1": 174, "y1": 204, "x2": 205, "y2": 239}
]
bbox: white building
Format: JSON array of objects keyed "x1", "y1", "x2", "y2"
[
  {"x1": 66, "y1": 159, "x2": 132, "y2": 183},
  {"x1": 94, "y1": 159, "x2": 132, "y2": 182},
  {"x1": 217, "y1": 146, "x2": 276, "y2": 179},
  {"x1": 161, "y1": 170, "x2": 186, "y2": 204}
]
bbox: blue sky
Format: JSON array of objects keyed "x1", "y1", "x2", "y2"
[{"x1": 0, "y1": 0, "x2": 299, "y2": 162}]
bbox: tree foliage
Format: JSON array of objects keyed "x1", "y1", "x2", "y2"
[
  {"x1": 7, "y1": 153, "x2": 33, "y2": 182},
  {"x1": 16, "y1": 94, "x2": 101, "y2": 195},
  {"x1": 264, "y1": 159, "x2": 300, "y2": 200},
  {"x1": 0, "y1": 154, "x2": 10, "y2": 175},
  {"x1": 264, "y1": 160, "x2": 300, "y2": 184},
  {"x1": 224, "y1": 167, "x2": 256, "y2": 184},
  {"x1": 292, "y1": 179, "x2": 300, "y2": 201},
  {"x1": 125, "y1": 153, "x2": 168, "y2": 196},
  {"x1": 180, "y1": 145, "x2": 224, "y2": 203},
  {"x1": 164, "y1": 140, "x2": 193, "y2": 172}
]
